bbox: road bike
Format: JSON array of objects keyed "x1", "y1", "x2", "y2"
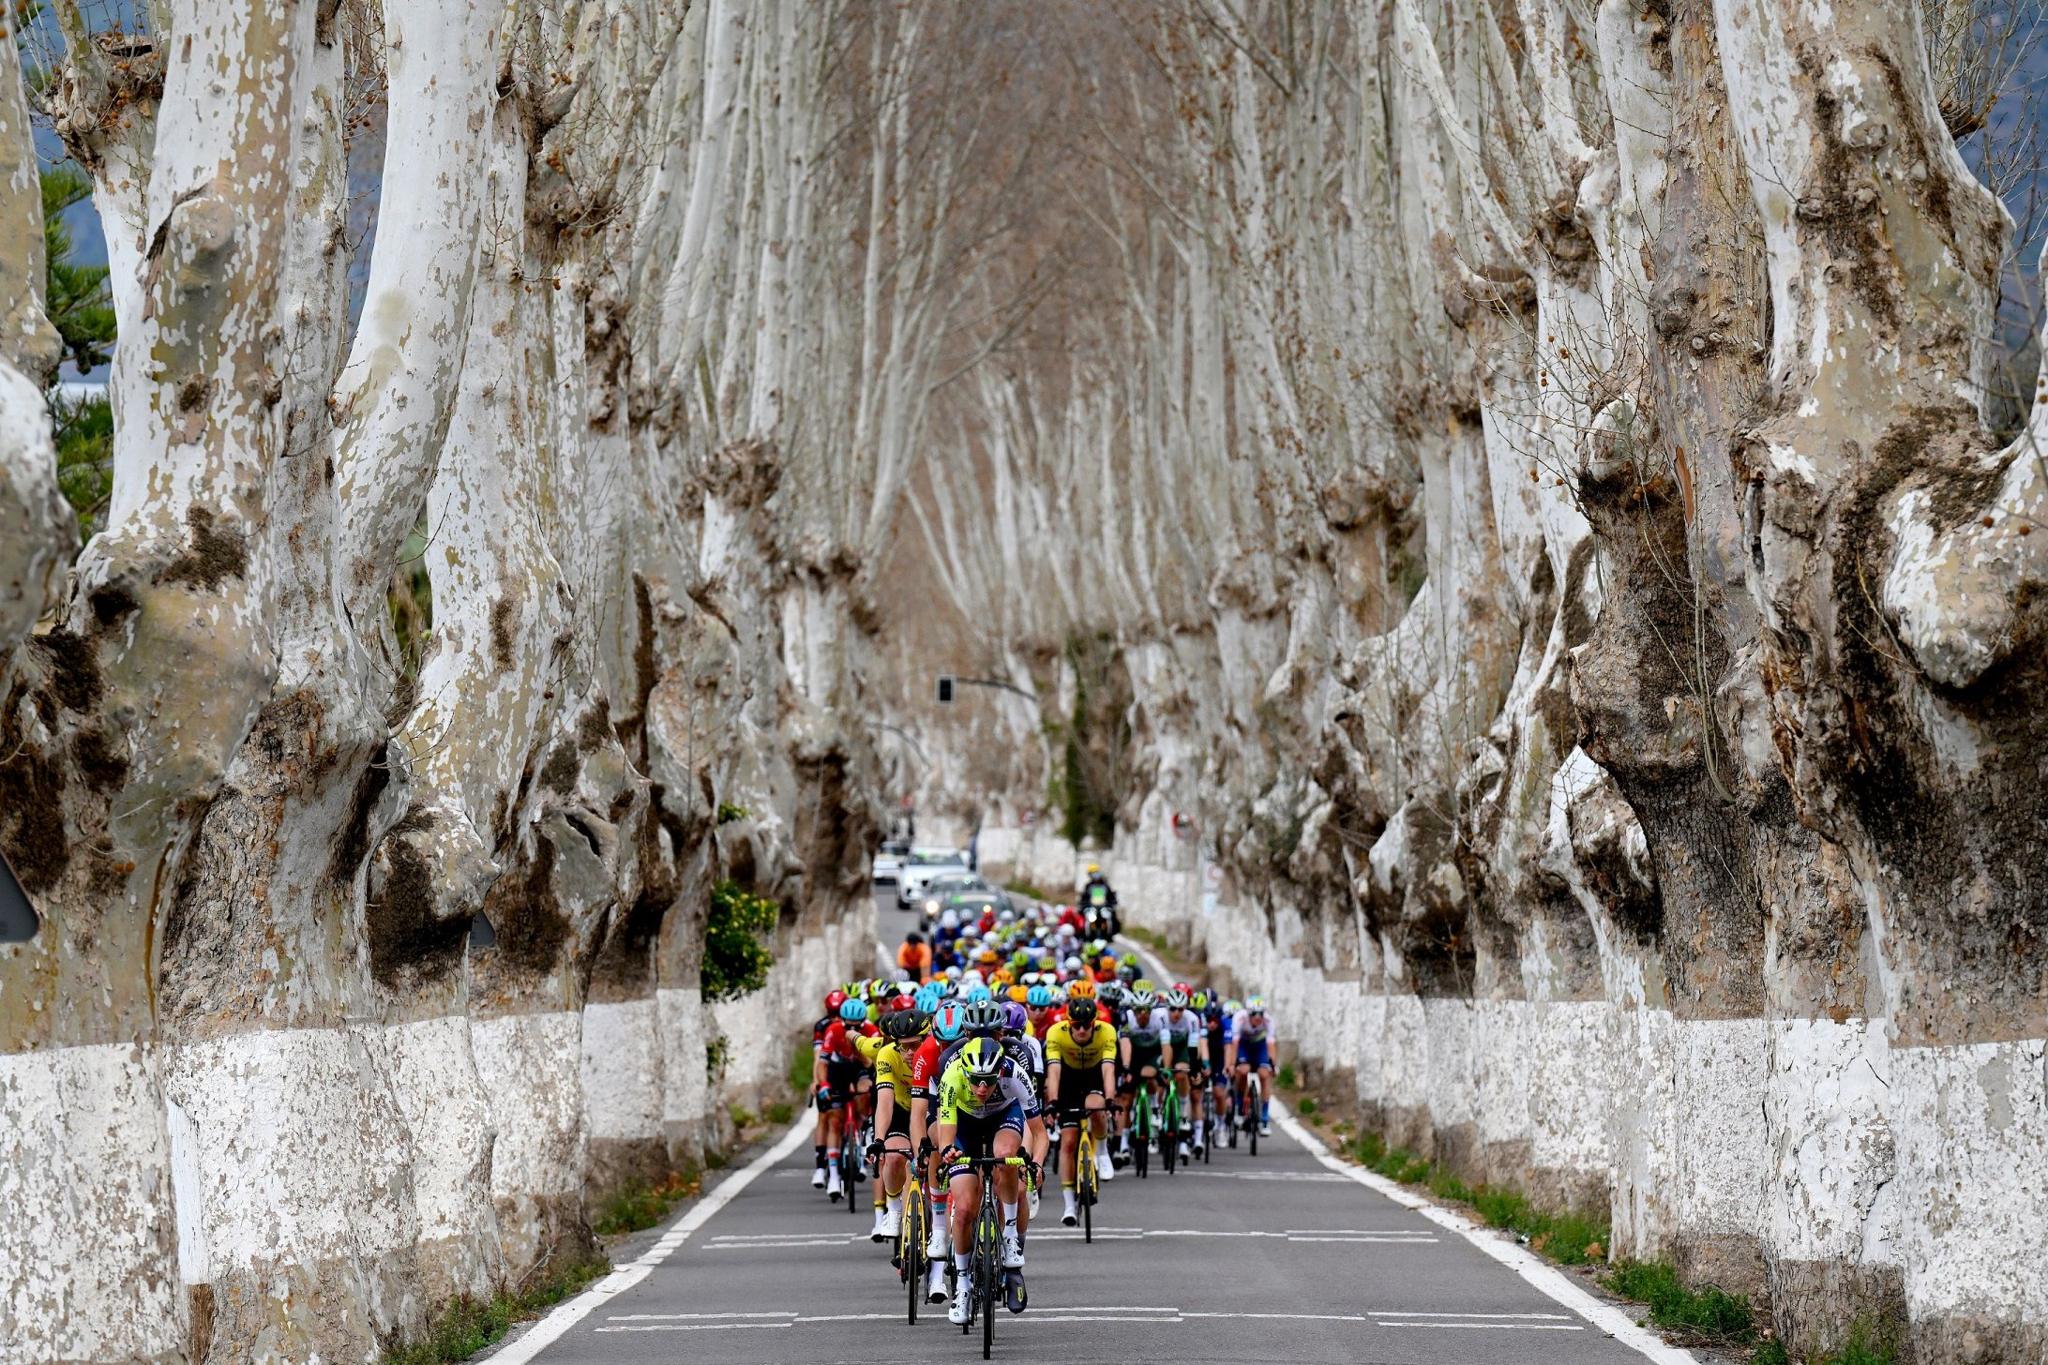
[
  {"x1": 834, "y1": 1092, "x2": 868, "y2": 1212},
  {"x1": 949, "y1": 1153, "x2": 1029, "y2": 1359},
  {"x1": 1160, "y1": 1072, "x2": 1182, "y2": 1175},
  {"x1": 1244, "y1": 1069, "x2": 1263, "y2": 1156},
  {"x1": 892, "y1": 1139, "x2": 927, "y2": 1325},
  {"x1": 1131, "y1": 1075, "x2": 1156, "y2": 1178},
  {"x1": 1073, "y1": 1101, "x2": 1102, "y2": 1244}
]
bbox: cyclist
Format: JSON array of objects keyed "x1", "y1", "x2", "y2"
[
  {"x1": 909, "y1": 1000, "x2": 967, "y2": 1303},
  {"x1": 815, "y1": 1002, "x2": 874, "y2": 1201},
  {"x1": 811, "y1": 989, "x2": 851, "y2": 1187},
  {"x1": 1202, "y1": 994, "x2": 1234, "y2": 1148},
  {"x1": 859, "y1": 1002, "x2": 921, "y2": 1241},
  {"x1": 1118, "y1": 986, "x2": 1164, "y2": 1162},
  {"x1": 1229, "y1": 995, "x2": 1276, "y2": 1136},
  {"x1": 1043, "y1": 988, "x2": 1118, "y2": 1222},
  {"x1": 932, "y1": 1038, "x2": 1037, "y2": 1325},
  {"x1": 1079, "y1": 863, "x2": 1120, "y2": 939},
  {"x1": 1157, "y1": 986, "x2": 1207, "y2": 1159}
]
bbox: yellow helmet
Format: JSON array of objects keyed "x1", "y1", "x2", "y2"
[
  {"x1": 1086, "y1": 863, "x2": 1100, "y2": 875},
  {"x1": 1007, "y1": 985, "x2": 1030, "y2": 1004},
  {"x1": 1067, "y1": 978, "x2": 1097, "y2": 1000},
  {"x1": 993, "y1": 968, "x2": 1015, "y2": 987}
]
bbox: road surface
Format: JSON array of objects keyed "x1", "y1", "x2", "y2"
[{"x1": 496, "y1": 890, "x2": 1681, "y2": 1364}]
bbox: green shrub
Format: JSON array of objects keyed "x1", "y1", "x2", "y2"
[
  {"x1": 788, "y1": 1039, "x2": 816, "y2": 1093},
  {"x1": 1343, "y1": 1135, "x2": 1609, "y2": 1266},
  {"x1": 1277, "y1": 1063, "x2": 1299, "y2": 1090},
  {"x1": 702, "y1": 881, "x2": 778, "y2": 1001},
  {"x1": 593, "y1": 1168, "x2": 701, "y2": 1237},
  {"x1": 1603, "y1": 1260, "x2": 1756, "y2": 1344},
  {"x1": 381, "y1": 1253, "x2": 609, "y2": 1363},
  {"x1": 715, "y1": 801, "x2": 749, "y2": 825},
  {"x1": 1751, "y1": 1344, "x2": 1792, "y2": 1365},
  {"x1": 729, "y1": 1104, "x2": 755, "y2": 1129},
  {"x1": 765, "y1": 1100, "x2": 794, "y2": 1125},
  {"x1": 1295, "y1": 1096, "x2": 1318, "y2": 1117}
]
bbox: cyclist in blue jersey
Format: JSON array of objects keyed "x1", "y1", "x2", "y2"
[{"x1": 1227, "y1": 996, "x2": 1275, "y2": 1136}]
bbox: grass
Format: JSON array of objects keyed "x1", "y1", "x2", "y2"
[
  {"x1": 1749, "y1": 1320, "x2": 1899, "y2": 1365},
  {"x1": 592, "y1": 1167, "x2": 702, "y2": 1237},
  {"x1": 729, "y1": 1104, "x2": 755, "y2": 1130},
  {"x1": 765, "y1": 1099, "x2": 794, "y2": 1125},
  {"x1": 788, "y1": 1038, "x2": 816, "y2": 1094},
  {"x1": 1341, "y1": 1133, "x2": 1608, "y2": 1265},
  {"x1": 381, "y1": 1253, "x2": 610, "y2": 1364},
  {"x1": 1603, "y1": 1260, "x2": 1757, "y2": 1345}
]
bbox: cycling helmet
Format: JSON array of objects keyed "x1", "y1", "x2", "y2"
[
  {"x1": 964, "y1": 984, "x2": 994, "y2": 1004},
  {"x1": 1086, "y1": 863, "x2": 1100, "y2": 875},
  {"x1": 1067, "y1": 978, "x2": 1097, "y2": 1001},
  {"x1": 1128, "y1": 988, "x2": 1157, "y2": 1010},
  {"x1": 1117, "y1": 964, "x2": 1140, "y2": 985},
  {"x1": 1162, "y1": 987, "x2": 1190, "y2": 1009},
  {"x1": 943, "y1": 965, "x2": 961, "y2": 981},
  {"x1": 824, "y1": 989, "x2": 848, "y2": 1014},
  {"x1": 1062, "y1": 955, "x2": 1083, "y2": 974},
  {"x1": 1224, "y1": 997, "x2": 1243, "y2": 1015},
  {"x1": 1190, "y1": 990, "x2": 1209, "y2": 1011},
  {"x1": 1246, "y1": 995, "x2": 1267, "y2": 1014},
  {"x1": 933, "y1": 1001, "x2": 967, "y2": 1042},
  {"x1": 1098, "y1": 980, "x2": 1125, "y2": 1005},
  {"x1": 963, "y1": 999, "x2": 1004, "y2": 1033},
  {"x1": 992, "y1": 968, "x2": 1015, "y2": 987},
  {"x1": 961, "y1": 969, "x2": 984, "y2": 989},
  {"x1": 881, "y1": 1010, "x2": 917, "y2": 1041},
  {"x1": 1066, "y1": 998, "x2": 1098, "y2": 1026},
  {"x1": 915, "y1": 985, "x2": 944, "y2": 1014},
  {"x1": 1132, "y1": 977, "x2": 1155, "y2": 995},
  {"x1": 1203, "y1": 999, "x2": 1224, "y2": 1023},
  {"x1": 838, "y1": 999, "x2": 868, "y2": 1022},
  {"x1": 886, "y1": 993, "x2": 917, "y2": 1015},
  {"x1": 1027, "y1": 985, "x2": 1056, "y2": 1008},
  {"x1": 1007, "y1": 985, "x2": 1030, "y2": 1004},
  {"x1": 939, "y1": 909, "x2": 961, "y2": 931},
  {"x1": 1000, "y1": 1001, "x2": 1028, "y2": 1033},
  {"x1": 958, "y1": 1037, "x2": 1007, "y2": 1082}
]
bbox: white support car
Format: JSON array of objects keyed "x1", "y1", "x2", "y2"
[
  {"x1": 895, "y1": 847, "x2": 971, "y2": 907},
  {"x1": 871, "y1": 839, "x2": 910, "y2": 884}
]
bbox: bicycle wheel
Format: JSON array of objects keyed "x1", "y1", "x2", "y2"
[
  {"x1": 1247, "y1": 1079, "x2": 1260, "y2": 1156},
  {"x1": 1162, "y1": 1086, "x2": 1180, "y2": 1175},
  {"x1": 842, "y1": 1140, "x2": 861, "y2": 1214},
  {"x1": 981, "y1": 1259, "x2": 996, "y2": 1359},
  {"x1": 903, "y1": 1191, "x2": 924, "y2": 1324},
  {"x1": 1133, "y1": 1094, "x2": 1150, "y2": 1179}
]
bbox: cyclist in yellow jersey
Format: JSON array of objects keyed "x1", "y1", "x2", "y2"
[
  {"x1": 857, "y1": 1012, "x2": 919, "y2": 1243},
  {"x1": 932, "y1": 1039, "x2": 1037, "y2": 1326},
  {"x1": 1043, "y1": 993, "x2": 1118, "y2": 1224}
]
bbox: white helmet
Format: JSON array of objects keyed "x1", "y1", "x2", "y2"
[
  {"x1": 1062, "y1": 955, "x2": 1083, "y2": 973},
  {"x1": 939, "y1": 910, "x2": 960, "y2": 931},
  {"x1": 961, "y1": 969, "x2": 984, "y2": 989},
  {"x1": 943, "y1": 965, "x2": 961, "y2": 980}
]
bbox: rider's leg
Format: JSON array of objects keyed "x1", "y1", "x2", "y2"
[
  {"x1": 993, "y1": 1128, "x2": 1026, "y2": 1266},
  {"x1": 1259, "y1": 1064, "x2": 1274, "y2": 1128}
]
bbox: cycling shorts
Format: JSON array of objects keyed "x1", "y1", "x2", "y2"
[
  {"x1": 1236, "y1": 1038, "x2": 1272, "y2": 1070},
  {"x1": 948, "y1": 1102, "x2": 1025, "y2": 1170},
  {"x1": 1127, "y1": 1043, "x2": 1164, "y2": 1075},
  {"x1": 884, "y1": 1104, "x2": 912, "y2": 1141},
  {"x1": 824, "y1": 1057, "x2": 866, "y2": 1091}
]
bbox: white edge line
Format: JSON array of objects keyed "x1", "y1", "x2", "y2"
[
  {"x1": 486, "y1": 1114, "x2": 815, "y2": 1364},
  {"x1": 1268, "y1": 1101, "x2": 1698, "y2": 1365},
  {"x1": 1115, "y1": 937, "x2": 1694, "y2": 1365}
]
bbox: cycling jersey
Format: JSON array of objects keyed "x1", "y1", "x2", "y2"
[
  {"x1": 1123, "y1": 1009, "x2": 1165, "y2": 1052},
  {"x1": 1232, "y1": 1011, "x2": 1273, "y2": 1067},
  {"x1": 908, "y1": 1034, "x2": 946, "y2": 1098},
  {"x1": 935, "y1": 1054, "x2": 1038, "y2": 1124},
  {"x1": 937, "y1": 1035, "x2": 1041, "y2": 1117},
  {"x1": 1158, "y1": 1008, "x2": 1204, "y2": 1061},
  {"x1": 1043, "y1": 1018, "x2": 1117, "y2": 1072},
  {"x1": 855, "y1": 1033, "x2": 914, "y2": 1100}
]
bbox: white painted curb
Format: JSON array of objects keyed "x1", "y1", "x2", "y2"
[
  {"x1": 1120, "y1": 936, "x2": 1697, "y2": 1365},
  {"x1": 486, "y1": 1115, "x2": 815, "y2": 1364}
]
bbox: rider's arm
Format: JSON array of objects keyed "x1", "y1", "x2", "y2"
[
  {"x1": 1044, "y1": 1056, "x2": 1063, "y2": 1106},
  {"x1": 873, "y1": 1076, "x2": 897, "y2": 1134}
]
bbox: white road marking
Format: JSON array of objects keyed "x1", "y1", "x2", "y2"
[
  {"x1": 606, "y1": 1312, "x2": 799, "y2": 1321},
  {"x1": 1181, "y1": 1311, "x2": 1372, "y2": 1322},
  {"x1": 1268, "y1": 1100, "x2": 1701, "y2": 1364},
  {"x1": 486, "y1": 1114, "x2": 816, "y2": 1364},
  {"x1": 1367, "y1": 1311, "x2": 1573, "y2": 1319},
  {"x1": 1380, "y1": 1322, "x2": 1585, "y2": 1331},
  {"x1": 592, "y1": 1323, "x2": 791, "y2": 1334}
]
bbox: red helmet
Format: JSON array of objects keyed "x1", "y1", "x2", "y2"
[
  {"x1": 824, "y1": 989, "x2": 848, "y2": 1014},
  {"x1": 886, "y1": 994, "x2": 917, "y2": 1014},
  {"x1": 823, "y1": 1021, "x2": 853, "y2": 1057}
]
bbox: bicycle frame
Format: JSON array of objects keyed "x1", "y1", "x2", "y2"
[{"x1": 955, "y1": 1153, "x2": 1027, "y2": 1359}]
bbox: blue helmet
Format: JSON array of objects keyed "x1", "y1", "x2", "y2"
[
  {"x1": 914, "y1": 985, "x2": 944, "y2": 1015},
  {"x1": 838, "y1": 999, "x2": 868, "y2": 1022},
  {"x1": 964, "y1": 984, "x2": 994, "y2": 1004},
  {"x1": 1026, "y1": 985, "x2": 1056, "y2": 1008},
  {"x1": 933, "y1": 1001, "x2": 967, "y2": 1042}
]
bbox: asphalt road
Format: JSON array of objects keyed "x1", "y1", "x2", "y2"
[{"x1": 502, "y1": 890, "x2": 1673, "y2": 1364}]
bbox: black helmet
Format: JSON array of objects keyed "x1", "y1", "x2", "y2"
[{"x1": 1066, "y1": 998, "x2": 1098, "y2": 1026}]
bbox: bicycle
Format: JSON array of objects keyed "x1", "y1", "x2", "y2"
[
  {"x1": 947, "y1": 1152, "x2": 1029, "y2": 1359},
  {"x1": 835, "y1": 1094, "x2": 867, "y2": 1213},
  {"x1": 1072, "y1": 1100, "x2": 1103, "y2": 1244},
  {"x1": 1244, "y1": 1069, "x2": 1263, "y2": 1156},
  {"x1": 893, "y1": 1139, "x2": 927, "y2": 1325},
  {"x1": 1130, "y1": 1077, "x2": 1155, "y2": 1179},
  {"x1": 1160, "y1": 1074, "x2": 1182, "y2": 1175}
]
